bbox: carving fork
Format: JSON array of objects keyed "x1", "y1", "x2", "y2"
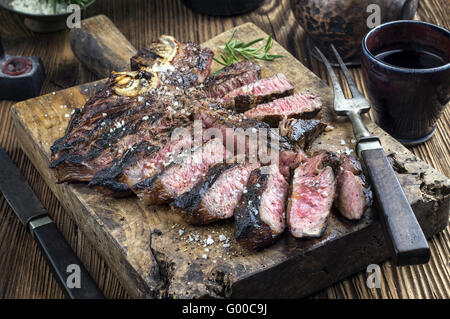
[{"x1": 316, "y1": 45, "x2": 430, "y2": 266}]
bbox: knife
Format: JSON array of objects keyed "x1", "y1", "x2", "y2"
[{"x1": 0, "y1": 147, "x2": 104, "y2": 299}]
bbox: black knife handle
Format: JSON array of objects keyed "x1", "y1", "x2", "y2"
[
  {"x1": 360, "y1": 148, "x2": 430, "y2": 266},
  {"x1": 31, "y1": 218, "x2": 104, "y2": 299}
]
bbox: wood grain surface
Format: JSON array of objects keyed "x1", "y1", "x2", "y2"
[{"x1": 0, "y1": 0, "x2": 448, "y2": 299}]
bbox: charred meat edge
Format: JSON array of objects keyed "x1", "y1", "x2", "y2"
[{"x1": 234, "y1": 166, "x2": 288, "y2": 250}]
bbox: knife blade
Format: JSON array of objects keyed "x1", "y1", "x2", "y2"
[{"x1": 0, "y1": 146, "x2": 104, "y2": 299}]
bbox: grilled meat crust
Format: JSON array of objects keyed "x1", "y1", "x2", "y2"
[
  {"x1": 171, "y1": 163, "x2": 235, "y2": 225},
  {"x1": 204, "y1": 61, "x2": 261, "y2": 98},
  {"x1": 172, "y1": 162, "x2": 260, "y2": 225},
  {"x1": 88, "y1": 141, "x2": 160, "y2": 197},
  {"x1": 132, "y1": 139, "x2": 231, "y2": 205},
  {"x1": 279, "y1": 118, "x2": 327, "y2": 149},
  {"x1": 244, "y1": 93, "x2": 322, "y2": 127},
  {"x1": 51, "y1": 105, "x2": 190, "y2": 183},
  {"x1": 335, "y1": 154, "x2": 373, "y2": 220},
  {"x1": 234, "y1": 166, "x2": 288, "y2": 250},
  {"x1": 221, "y1": 73, "x2": 295, "y2": 112}
]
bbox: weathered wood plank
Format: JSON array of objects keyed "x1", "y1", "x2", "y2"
[{"x1": 10, "y1": 22, "x2": 449, "y2": 298}]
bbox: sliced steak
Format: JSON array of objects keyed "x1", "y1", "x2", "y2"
[
  {"x1": 88, "y1": 141, "x2": 160, "y2": 197},
  {"x1": 287, "y1": 151, "x2": 337, "y2": 239},
  {"x1": 244, "y1": 93, "x2": 322, "y2": 126},
  {"x1": 89, "y1": 131, "x2": 196, "y2": 197},
  {"x1": 204, "y1": 61, "x2": 261, "y2": 98},
  {"x1": 279, "y1": 118, "x2": 327, "y2": 149},
  {"x1": 50, "y1": 70, "x2": 160, "y2": 168},
  {"x1": 221, "y1": 73, "x2": 294, "y2": 112},
  {"x1": 234, "y1": 165, "x2": 288, "y2": 250},
  {"x1": 335, "y1": 154, "x2": 372, "y2": 220},
  {"x1": 194, "y1": 105, "x2": 305, "y2": 180},
  {"x1": 132, "y1": 139, "x2": 232, "y2": 205},
  {"x1": 51, "y1": 106, "x2": 191, "y2": 183},
  {"x1": 172, "y1": 162, "x2": 260, "y2": 225}
]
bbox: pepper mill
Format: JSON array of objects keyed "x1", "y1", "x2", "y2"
[{"x1": 0, "y1": 34, "x2": 46, "y2": 101}]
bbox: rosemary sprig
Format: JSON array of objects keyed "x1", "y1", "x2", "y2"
[{"x1": 213, "y1": 31, "x2": 284, "y2": 74}]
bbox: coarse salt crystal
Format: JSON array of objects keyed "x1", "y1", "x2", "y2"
[{"x1": 205, "y1": 235, "x2": 214, "y2": 246}]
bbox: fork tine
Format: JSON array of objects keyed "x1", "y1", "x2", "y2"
[
  {"x1": 314, "y1": 46, "x2": 346, "y2": 103},
  {"x1": 330, "y1": 44, "x2": 363, "y2": 98}
]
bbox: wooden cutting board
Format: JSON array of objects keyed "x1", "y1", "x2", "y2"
[{"x1": 11, "y1": 20, "x2": 449, "y2": 298}]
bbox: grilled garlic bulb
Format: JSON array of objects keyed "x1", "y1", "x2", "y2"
[
  {"x1": 153, "y1": 35, "x2": 178, "y2": 66},
  {"x1": 112, "y1": 71, "x2": 158, "y2": 97}
]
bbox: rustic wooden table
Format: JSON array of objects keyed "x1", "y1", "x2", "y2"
[{"x1": 0, "y1": 0, "x2": 448, "y2": 299}]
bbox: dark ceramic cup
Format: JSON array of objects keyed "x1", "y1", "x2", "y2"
[{"x1": 362, "y1": 20, "x2": 450, "y2": 145}]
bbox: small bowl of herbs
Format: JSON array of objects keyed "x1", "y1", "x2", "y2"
[{"x1": 0, "y1": 0, "x2": 95, "y2": 32}]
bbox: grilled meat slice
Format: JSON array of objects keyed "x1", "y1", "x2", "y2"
[
  {"x1": 335, "y1": 154, "x2": 372, "y2": 220},
  {"x1": 234, "y1": 165, "x2": 288, "y2": 250},
  {"x1": 194, "y1": 105, "x2": 305, "y2": 180},
  {"x1": 131, "y1": 35, "x2": 213, "y2": 86},
  {"x1": 221, "y1": 73, "x2": 294, "y2": 112},
  {"x1": 287, "y1": 151, "x2": 337, "y2": 239},
  {"x1": 278, "y1": 147, "x2": 307, "y2": 180},
  {"x1": 50, "y1": 70, "x2": 159, "y2": 161},
  {"x1": 172, "y1": 162, "x2": 260, "y2": 225},
  {"x1": 132, "y1": 139, "x2": 232, "y2": 205},
  {"x1": 204, "y1": 61, "x2": 261, "y2": 98},
  {"x1": 279, "y1": 118, "x2": 327, "y2": 149},
  {"x1": 51, "y1": 106, "x2": 191, "y2": 183},
  {"x1": 244, "y1": 93, "x2": 322, "y2": 126},
  {"x1": 89, "y1": 130, "x2": 194, "y2": 196},
  {"x1": 89, "y1": 141, "x2": 160, "y2": 197}
]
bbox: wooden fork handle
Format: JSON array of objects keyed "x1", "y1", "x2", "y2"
[{"x1": 360, "y1": 147, "x2": 430, "y2": 266}]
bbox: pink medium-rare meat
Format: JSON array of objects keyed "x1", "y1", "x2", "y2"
[
  {"x1": 244, "y1": 93, "x2": 322, "y2": 126},
  {"x1": 204, "y1": 61, "x2": 261, "y2": 98},
  {"x1": 132, "y1": 139, "x2": 232, "y2": 205},
  {"x1": 288, "y1": 166, "x2": 336, "y2": 238},
  {"x1": 335, "y1": 154, "x2": 373, "y2": 220},
  {"x1": 234, "y1": 165, "x2": 288, "y2": 250},
  {"x1": 287, "y1": 151, "x2": 338, "y2": 238},
  {"x1": 193, "y1": 105, "x2": 305, "y2": 180},
  {"x1": 171, "y1": 162, "x2": 260, "y2": 225},
  {"x1": 221, "y1": 73, "x2": 295, "y2": 112}
]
